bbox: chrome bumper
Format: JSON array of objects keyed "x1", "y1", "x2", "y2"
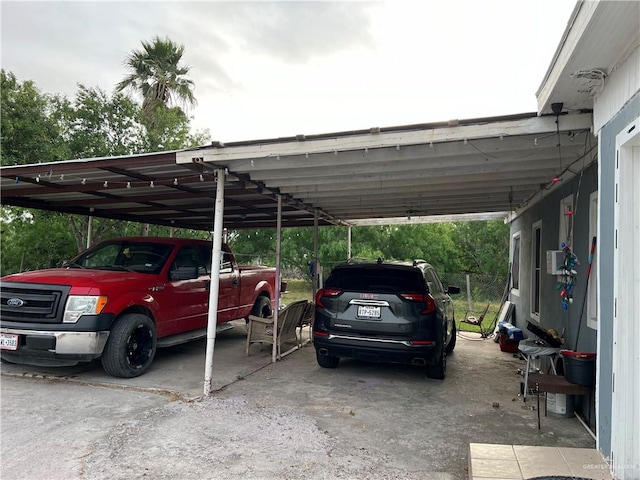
[{"x1": 0, "y1": 328, "x2": 109, "y2": 355}]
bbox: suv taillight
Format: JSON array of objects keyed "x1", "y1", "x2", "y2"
[
  {"x1": 400, "y1": 292, "x2": 437, "y2": 315},
  {"x1": 315, "y1": 288, "x2": 341, "y2": 308}
]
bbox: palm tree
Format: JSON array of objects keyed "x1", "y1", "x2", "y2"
[
  {"x1": 117, "y1": 36, "x2": 197, "y2": 237},
  {"x1": 116, "y1": 36, "x2": 196, "y2": 126}
]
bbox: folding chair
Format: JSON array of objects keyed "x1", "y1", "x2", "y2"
[{"x1": 459, "y1": 303, "x2": 491, "y2": 338}]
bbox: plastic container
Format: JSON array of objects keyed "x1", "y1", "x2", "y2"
[
  {"x1": 561, "y1": 350, "x2": 596, "y2": 386},
  {"x1": 499, "y1": 334, "x2": 520, "y2": 353},
  {"x1": 546, "y1": 392, "x2": 575, "y2": 417}
]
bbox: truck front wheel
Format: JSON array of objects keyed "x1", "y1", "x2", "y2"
[{"x1": 101, "y1": 313, "x2": 157, "y2": 378}]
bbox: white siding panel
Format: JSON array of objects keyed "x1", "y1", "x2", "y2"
[
  {"x1": 611, "y1": 119, "x2": 640, "y2": 480},
  {"x1": 594, "y1": 45, "x2": 640, "y2": 132}
]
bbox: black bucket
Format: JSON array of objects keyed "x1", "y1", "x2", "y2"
[{"x1": 561, "y1": 350, "x2": 596, "y2": 386}]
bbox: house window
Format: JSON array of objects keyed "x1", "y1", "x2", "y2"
[
  {"x1": 531, "y1": 221, "x2": 542, "y2": 319},
  {"x1": 559, "y1": 195, "x2": 573, "y2": 247},
  {"x1": 511, "y1": 232, "x2": 521, "y2": 294},
  {"x1": 587, "y1": 192, "x2": 598, "y2": 329}
]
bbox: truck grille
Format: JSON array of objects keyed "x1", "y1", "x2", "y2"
[{"x1": 0, "y1": 282, "x2": 70, "y2": 323}]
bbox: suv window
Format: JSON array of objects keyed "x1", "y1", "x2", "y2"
[
  {"x1": 325, "y1": 267, "x2": 424, "y2": 293},
  {"x1": 424, "y1": 268, "x2": 444, "y2": 295}
]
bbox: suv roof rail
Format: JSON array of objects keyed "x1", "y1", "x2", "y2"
[
  {"x1": 413, "y1": 259, "x2": 427, "y2": 266},
  {"x1": 347, "y1": 257, "x2": 372, "y2": 265}
]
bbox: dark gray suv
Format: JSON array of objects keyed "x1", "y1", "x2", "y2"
[{"x1": 313, "y1": 259, "x2": 460, "y2": 379}]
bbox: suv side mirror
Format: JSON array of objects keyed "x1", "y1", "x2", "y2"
[{"x1": 446, "y1": 286, "x2": 461, "y2": 295}]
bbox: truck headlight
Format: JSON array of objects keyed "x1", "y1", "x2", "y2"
[{"x1": 63, "y1": 296, "x2": 108, "y2": 323}]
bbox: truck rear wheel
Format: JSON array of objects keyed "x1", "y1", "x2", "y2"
[
  {"x1": 101, "y1": 313, "x2": 156, "y2": 378},
  {"x1": 249, "y1": 296, "x2": 272, "y2": 320}
]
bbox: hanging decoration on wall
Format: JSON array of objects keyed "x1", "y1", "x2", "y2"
[{"x1": 556, "y1": 242, "x2": 580, "y2": 309}]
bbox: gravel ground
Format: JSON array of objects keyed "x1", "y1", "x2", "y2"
[
  {"x1": 1, "y1": 339, "x2": 597, "y2": 480},
  {"x1": 1, "y1": 376, "x2": 439, "y2": 480}
]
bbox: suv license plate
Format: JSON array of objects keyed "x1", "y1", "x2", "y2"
[
  {"x1": 0, "y1": 333, "x2": 19, "y2": 351},
  {"x1": 357, "y1": 305, "x2": 381, "y2": 319}
]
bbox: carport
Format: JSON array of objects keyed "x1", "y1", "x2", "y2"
[{"x1": 0, "y1": 111, "x2": 595, "y2": 394}]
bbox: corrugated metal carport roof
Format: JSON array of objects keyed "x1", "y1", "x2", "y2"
[{"x1": 0, "y1": 111, "x2": 595, "y2": 230}]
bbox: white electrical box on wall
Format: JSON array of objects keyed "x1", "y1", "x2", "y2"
[{"x1": 546, "y1": 250, "x2": 564, "y2": 274}]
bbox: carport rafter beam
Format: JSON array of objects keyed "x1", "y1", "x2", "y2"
[
  {"x1": 175, "y1": 113, "x2": 592, "y2": 165},
  {"x1": 185, "y1": 160, "x2": 348, "y2": 227},
  {"x1": 229, "y1": 137, "x2": 589, "y2": 176},
  {"x1": 235, "y1": 148, "x2": 582, "y2": 183},
  {"x1": 3, "y1": 196, "x2": 203, "y2": 230},
  {"x1": 348, "y1": 212, "x2": 509, "y2": 225}
]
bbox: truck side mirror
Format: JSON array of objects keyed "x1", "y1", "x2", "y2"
[{"x1": 169, "y1": 266, "x2": 199, "y2": 281}]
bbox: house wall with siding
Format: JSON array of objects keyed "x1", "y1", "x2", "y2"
[
  {"x1": 509, "y1": 161, "x2": 598, "y2": 427},
  {"x1": 594, "y1": 89, "x2": 639, "y2": 460},
  {"x1": 593, "y1": 45, "x2": 639, "y2": 132}
]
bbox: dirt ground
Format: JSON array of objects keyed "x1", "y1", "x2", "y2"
[{"x1": 1, "y1": 330, "x2": 596, "y2": 480}]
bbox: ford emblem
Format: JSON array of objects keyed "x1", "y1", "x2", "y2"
[{"x1": 7, "y1": 298, "x2": 25, "y2": 307}]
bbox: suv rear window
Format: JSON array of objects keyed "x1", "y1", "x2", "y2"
[{"x1": 325, "y1": 266, "x2": 424, "y2": 293}]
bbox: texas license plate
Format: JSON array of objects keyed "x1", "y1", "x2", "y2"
[
  {"x1": 357, "y1": 305, "x2": 381, "y2": 319},
  {"x1": 0, "y1": 333, "x2": 19, "y2": 351}
]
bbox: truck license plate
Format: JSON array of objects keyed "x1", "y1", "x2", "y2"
[
  {"x1": 357, "y1": 305, "x2": 381, "y2": 318},
  {"x1": 0, "y1": 333, "x2": 19, "y2": 351}
]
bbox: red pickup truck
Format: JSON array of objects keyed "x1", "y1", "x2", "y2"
[{"x1": 0, "y1": 237, "x2": 276, "y2": 377}]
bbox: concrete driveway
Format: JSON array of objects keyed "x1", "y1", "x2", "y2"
[{"x1": 1, "y1": 325, "x2": 597, "y2": 480}]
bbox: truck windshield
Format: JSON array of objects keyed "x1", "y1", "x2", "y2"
[{"x1": 71, "y1": 241, "x2": 174, "y2": 274}]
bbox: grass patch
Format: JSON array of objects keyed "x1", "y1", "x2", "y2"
[
  {"x1": 281, "y1": 279, "x2": 313, "y2": 304},
  {"x1": 453, "y1": 299, "x2": 501, "y2": 333}
]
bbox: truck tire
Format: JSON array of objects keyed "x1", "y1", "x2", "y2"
[
  {"x1": 101, "y1": 313, "x2": 156, "y2": 378},
  {"x1": 251, "y1": 296, "x2": 272, "y2": 318}
]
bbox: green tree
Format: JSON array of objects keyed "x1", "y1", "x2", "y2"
[
  {"x1": 1, "y1": 209, "x2": 77, "y2": 274},
  {"x1": 0, "y1": 70, "x2": 68, "y2": 165},
  {"x1": 54, "y1": 85, "x2": 148, "y2": 250},
  {"x1": 116, "y1": 36, "x2": 206, "y2": 235},
  {"x1": 142, "y1": 105, "x2": 209, "y2": 152},
  {"x1": 116, "y1": 36, "x2": 196, "y2": 130},
  {"x1": 452, "y1": 220, "x2": 509, "y2": 276},
  {"x1": 60, "y1": 85, "x2": 146, "y2": 159},
  {"x1": 228, "y1": 221, "x2": 508, "y2": 283},
  {"x1": 388, "y1": 223, "x2": 461, "y2": 273}
]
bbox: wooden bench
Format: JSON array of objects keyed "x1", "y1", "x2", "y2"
[{"x1": 527, "y1": 373, "x2": 592, "y2": 429}]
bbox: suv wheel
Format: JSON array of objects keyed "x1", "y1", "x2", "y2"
[
  {"x1": 316, "y1": 352, "x2": 340, "y2": 368},
  {"x1": 426, "y1": 332, "x2": 446, "y2": 379},
  {"x1": 445, "y1": 322, "x2": 457, "y2": 354}
]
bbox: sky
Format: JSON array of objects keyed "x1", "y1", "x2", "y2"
[{"x1": 1, "y1": 0, "x2": 578, "y2": 142}]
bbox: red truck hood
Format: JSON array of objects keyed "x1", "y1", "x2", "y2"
[{"x1": 2, "y1": 268, "x2": 154, "y2": 292}]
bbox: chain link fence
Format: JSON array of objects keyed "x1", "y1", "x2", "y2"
[{"x1": 441, "y1": 272, "x2": 509, "y2": 330}]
